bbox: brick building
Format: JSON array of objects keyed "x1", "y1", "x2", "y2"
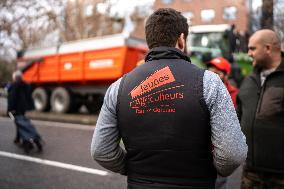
[
  {"x1": 155, "y1": 0, "x2": 249, "y2": 32},
  {"x1": 133, "y1": 0, "x2": 250, "y2": 39}
]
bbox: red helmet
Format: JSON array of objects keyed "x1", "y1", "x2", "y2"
[{"x1": 207, "y1": 57, "x2": 231, "y2": 75}]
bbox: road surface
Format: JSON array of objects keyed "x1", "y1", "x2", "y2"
[
  {"x1": 0, "y1": 95, "x2": 243, "y2": 188},
  {"x1": 0, "y1": 117, "x2": 127, "y2": 189}
]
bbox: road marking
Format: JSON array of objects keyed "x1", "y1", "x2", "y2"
[{"x1": 0, "y1": 151, "x2": 109, "y2": 176}]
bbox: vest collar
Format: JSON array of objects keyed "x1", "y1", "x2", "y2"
[{"x1": 145, "y1": 47, "x2": 191, "y2": 63}]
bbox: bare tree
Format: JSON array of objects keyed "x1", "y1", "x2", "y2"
[
  {"x1": 60, "y1": 0, "x2": 125, "y2": 41},
  {"x1": 0, "y1": 58, "x2": 15, "y2": 85},
  {"x1": 0, "y1": 0, "x2": 64, "y2": 59},
  {"x1": 61, "y1": 0, "x2": 89, "y2": 41},
  {"x1": 274, "y1": 0, "x2": 284, "y2": 41},
  {"x1": 0, "y1": 0, "x2": 153, "y2": 61},
  {"x1": 261, "y1": 0, "x2": 273, "y2": 29}
]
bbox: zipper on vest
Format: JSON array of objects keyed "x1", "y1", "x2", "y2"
[
  {"x1": 256, "y1": 70, "x2": 274, "y2": 113},
  {"x1": 250, "y1": 76, "x2": 262, "y2": 167},
  {"x1": 256, "y1": 84, "x2": 265, "y2": 114},
  {"x1": 252, "y1": 72, "x2": 271, "y2": 167}
]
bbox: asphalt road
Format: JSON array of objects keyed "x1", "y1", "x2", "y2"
[
  {"x1": 0, "y1": 117, "x2": 126, "y2": 189},
  {"x1": 0, "y1": 96, "x2": 243, "y2": 189}
]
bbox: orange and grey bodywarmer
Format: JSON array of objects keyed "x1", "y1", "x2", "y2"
[{"x1": 91, "y1": 47, "x2": 247, "y2": 189}]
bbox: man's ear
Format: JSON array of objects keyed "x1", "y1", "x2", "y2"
[
  {"x1": 265, "y1": 43, "x2": 272, "y2": 53},
  {"x1": 176, "y1": 33, "x2": 185, "y2": 51}
]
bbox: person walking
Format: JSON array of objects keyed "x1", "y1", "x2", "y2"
[
  {"x1": 237, "y1": 29, "x2": 284, "y2": 189},
  {"x1": 91, "y1": 8, "x2": 247, "y2": 189},
  {"x1": 7, "y1": 70, "x2": 43, "y2": 153}
]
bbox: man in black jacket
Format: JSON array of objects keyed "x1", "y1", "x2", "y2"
[
  {"x1": 237, "y1": 29, "x2": 284, "y2": 188},
  {"x1": 8, "y1": 71, "x2": 43, "y2": 153},
  {"x1": 91, "y1": 8, "x2": 247, "y2": 189}
]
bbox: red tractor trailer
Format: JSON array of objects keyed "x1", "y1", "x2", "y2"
[{"x1": 18, "y1": 34, "x2": 148, "y2": 114}]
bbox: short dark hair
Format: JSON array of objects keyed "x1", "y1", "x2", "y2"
[{"x1": 145, "y1": 8, "x2": 189, "y2": 49}]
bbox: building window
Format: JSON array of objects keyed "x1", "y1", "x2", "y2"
[
  {"x1": 201, "y1": 9, "x2": 215, "y2": 23},
  {"x1": 85, "y1": 5, "x2": 93, "y2": 16},
  {"x1": 223, "y1": 6, "x2": 237, "y2": 20},
  {"x1": 182, "y1": 11, "x2": 194, "y2": 24},
  {"x1": 161, "y1": 0, "x2": 173, "y2": 4},
  {"x1": 182, "y1": 11, "x2": 194, "y2": 19}
]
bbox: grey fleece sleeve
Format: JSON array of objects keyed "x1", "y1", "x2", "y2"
[
  {"x1": 90, "y1": 78, "x2": 126, "y2": 175},
  {"x1": 203, "y1": 70, "x2": 248, "y2": 176}
]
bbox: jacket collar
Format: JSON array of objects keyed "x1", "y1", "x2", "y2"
[{"x1": 145, "y1": 47, "x2": 191, "y2": 63}]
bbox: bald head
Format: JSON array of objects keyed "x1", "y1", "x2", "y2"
[
  {"x1": 248, "y1": 29, "x2": 282, "y2": 70},
  {"x1": 250, "y1": 29, "x2": 281, "y2": 52}
]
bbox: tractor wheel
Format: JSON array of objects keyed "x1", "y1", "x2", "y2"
[
  {"x1": 50, "y1": 87, "x2": 72, "y2": 113},
  {"x1": 32, "y1": 87, "x2": 50, "y2": 112}
]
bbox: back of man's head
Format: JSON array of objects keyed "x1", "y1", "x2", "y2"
[{"x1": 145, "y1": 8, "x2": 189, "y2": 49}]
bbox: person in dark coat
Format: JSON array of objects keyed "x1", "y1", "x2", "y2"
[
  {"x1": 7, "y1": 70, "x2": 43, "y2": 153},
  {"x1": 237, "y1": 29, "x2": 284, "y2": 188}
]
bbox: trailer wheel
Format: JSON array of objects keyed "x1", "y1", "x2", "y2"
[
  {"x1": 51, "y1": 87, "x2": 72, "y2": 113},
  {"x1": 85, "y1": 94, "x2": 104, "y2": 114},
  {"x1": 32, "y1": 87, "x2": 49, "y2": 112}
]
